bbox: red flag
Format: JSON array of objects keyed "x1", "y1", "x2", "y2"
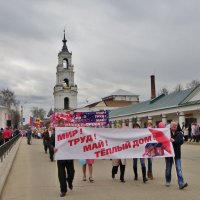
[{"x1": 29, "y1": 116, "x2": 33, "y2": 126}]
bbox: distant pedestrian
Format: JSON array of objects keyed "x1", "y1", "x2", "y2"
[
  {"x1": 13, "y1": 128, "x2": 20, "y2": 137},
  {"x1": 26, "y1": 127, "x2": 32, "y2": 145},
  {"x1": 3, "y1": 127, "x2": 12, "y2": 142},
  {"x1": 20, "y1": 129, "x2": 26, "y2": 137},
  {"x1": 182, "y1": 124, "x2": 189, "y2": 142},
  {"x1": 43, "y1": 129, "x2": 50, "y2": 153},
  {"x1": 49, "y1": 128, "x2": 55, "y2": 162},
  {"x1": 188, "y1": 124, "x2": 192, "y2": 140},
  {"x1": 190, "y1": 123, "x2": 196, "y2": 142}
]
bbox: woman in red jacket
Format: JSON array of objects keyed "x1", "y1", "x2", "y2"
[{"x1": 3, "y1": 127, "x2": 12, "y2": 142}]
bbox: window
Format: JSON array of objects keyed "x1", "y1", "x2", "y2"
[
  {"x1": 64, "y1": 97, "x2": 69, "y2": 109},
  {"x1": 63, "y1": 78, "x2": 69, "y2": 87},
  {"x1": 63, "y1": 59, "x2": 68, "y2": 69}
]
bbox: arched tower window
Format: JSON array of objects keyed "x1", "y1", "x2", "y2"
[
  {"x1": 63, "y1": 78, "x2": 69, "y2": 87},
  {"x1": 64, "y1": 97, "x2": 69, "y2": 109},
  {"x1": 63, "y1": 59, "x2": 68, "y2": 69}
]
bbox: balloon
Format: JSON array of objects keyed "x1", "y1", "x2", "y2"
[
  {"x1": 79, "y1": 159, "x2": 86, "y2": 165},
  {"x1": 158, "y1": 122, "x2": 166, "y2": 128}
]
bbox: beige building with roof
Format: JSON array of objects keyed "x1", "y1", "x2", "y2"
[{"x1": 75, "y1": 89, "x2": 139, "y2": 112}]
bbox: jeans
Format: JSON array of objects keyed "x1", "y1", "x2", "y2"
[
  {"x1": 147, "y1": 158, "x2": 152, "y2": 173},
  {"x1": 133, "y1": 158, "x2": 146, "y2": 168},
  {"x1": 165, "y1": 157, "x2": 184, "y2": 186}
]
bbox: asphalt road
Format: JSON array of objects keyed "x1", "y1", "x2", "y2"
[{"x1": 1, "y1": 138, "x2": 200, "y2": 200}]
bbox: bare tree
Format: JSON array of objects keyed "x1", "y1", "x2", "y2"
[
  {"x1": 30, "y1": 107, "x2": 46, "y2": 119},
  {"x1": 186, "y1": 80, "x2": 200, "y2": 89},
  {"x1": 173, "y1": 84, "x2": 184, "y2": 92},
  {"x1": 0, "y1": 89, "x2": 19, "y2": 108},
  {"x1": 158, "y1": 87, "x2": 169, "y2": 96},
  {"x1": 10, "y1": 109, "x2": 20, "y2": 128}
]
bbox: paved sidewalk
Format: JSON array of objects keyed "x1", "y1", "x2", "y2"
[
  {"x1": 1, "y1": 137, "x2": 200, "y2": 200},
  {"x1": 0, "y1": 137, "x2": 22, "y2": 198}
]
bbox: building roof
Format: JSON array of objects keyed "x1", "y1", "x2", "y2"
[
  {"x1": 83, "y1": 101, "x2": 102, "y2": 108},
  {"x1": 109, "y1": 86, "x2": 200, "y2": 118},
  {"x1": 104, "y1": 100, "x2": 133, "y2": 107},
  {"x1": 79, "y1": 89, "x2": 139, "y2": 110},
  {"x1": 102, "y1": 89, "x2": 138, "y2": 100}
]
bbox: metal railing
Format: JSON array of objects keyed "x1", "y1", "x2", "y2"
[{"x1": 0, "y1": 134, "x2": 20, "y2": 162}]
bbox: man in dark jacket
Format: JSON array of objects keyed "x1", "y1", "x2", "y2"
[
  {"x1": 165, "y1": 121, "x2": 188, "y2": 189},
  {"x1": 50, "y1": 128, "x2": 75, "y2": 197},
  {"x1": 49, "y1": 128, "x2": 55, "y2": 161},
  {"x1": 43, "y1": 129, "x2": 50, "y2": 153}
]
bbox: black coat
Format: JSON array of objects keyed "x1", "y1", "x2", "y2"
[
  {"x1": 26, "y1": 129, "x2": 32, "y2": 139},
  {"x1": 43, "y1": 132, "x2": 50, "y2": 145},
  {"x1": 171, "y1": 130, "x2": 184, "y2": 159},
  {"x1": 49, "y1": 132, "x2": 55, "y2": 148}
]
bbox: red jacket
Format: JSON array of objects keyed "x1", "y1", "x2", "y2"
[{"x1": 3, "y1": 129, "x2": 11, "y2": 139}]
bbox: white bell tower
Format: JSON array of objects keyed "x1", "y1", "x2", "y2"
[{"x1": 53, "y1": 31, "x2": 78, "y2": 112}]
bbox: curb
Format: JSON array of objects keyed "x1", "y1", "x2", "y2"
[{"x1": 0, "y1": 137, "x2": 22, "y2": 199}]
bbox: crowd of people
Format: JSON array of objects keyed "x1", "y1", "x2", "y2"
[
  {"x1": 34, "y1": 120, "x2": 190, "y2": 197},
  {"x1": 0, "y1": 126, "x2": 53, "y2": 146},
  {"x1": 1, "y1": 119, "x2": 192, "y2": 197},
  {"x1": 182, "y1": 122, "x2": 200, "y2": 142},
  {"x1": 0, "y1": 127, "x2": 20, "y2": 146}
]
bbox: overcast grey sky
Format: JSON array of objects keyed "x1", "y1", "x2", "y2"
[{"x1": 0, "y1": 0, "x2": 200, "y2": 121}]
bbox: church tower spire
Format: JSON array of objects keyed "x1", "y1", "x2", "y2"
[{"x1": 62, "y1": 30, "x2": 69, "y2": 52}]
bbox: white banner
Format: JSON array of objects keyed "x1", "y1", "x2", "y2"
[{"x1": 54, "y1": 127, "x2": 174, "y2": 160}]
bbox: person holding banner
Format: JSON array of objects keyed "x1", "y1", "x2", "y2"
[
  {"x1": 146, "y1": 121, "x2": 154, "y2": 180},
  {"x1": 82, "y1": 159, "x2": 94, "y2": 182},
  {"x1": 56, "y1": 159, "x2": 75, "y2": 197},
  {"x1": 132, "y1": 123, "x2": 148, "y2": 183},
  {"x1": 112, "y1": 159, "x2": 126, "y2": 183},
  {"x1": 51, "y1": 133, "x2": 75, "y2": 197},
  {"x1": 158, "y1": 121, "x2": 188, "y2": 189},
  {"x1": 111, "y1": 124, "x2": 127, "y2": 183}
]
